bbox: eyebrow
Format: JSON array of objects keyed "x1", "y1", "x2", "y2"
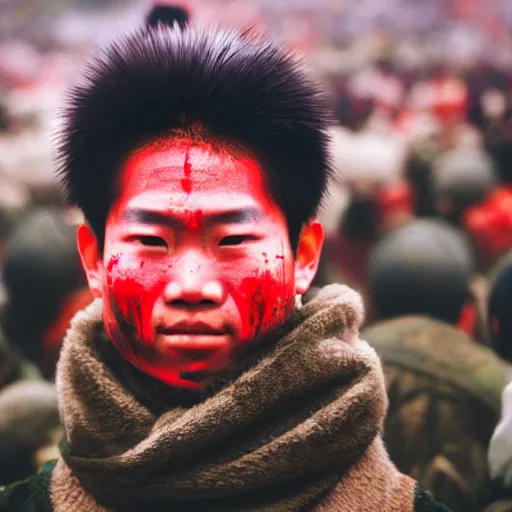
[{"x1": 123, "y1": 206, "x2": 264, "y2": 229}]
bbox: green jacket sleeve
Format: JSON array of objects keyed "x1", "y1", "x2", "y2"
[
  {"x1": 483, "y1": 501, "x2": 512, "y2": 512},
  {"x1": 0, "y1": 461, "x2": 55, "y2": 512},
  {"x1": 414, "y1": 483, "x2": 453, "y2": 512}
]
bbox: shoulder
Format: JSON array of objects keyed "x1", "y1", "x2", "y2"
[
  {"x1": 413, "y1": 483, "x2": 453, "y2": 512},
  {"x1": 483, "y1": 500, "x2": 512, "y2": 512},
  {"x1": 0, "y1": 460, "x2": 55, "y2": 512},
  {"x1": 363, "y1": 316, "x2": 507, "y2": 412}
]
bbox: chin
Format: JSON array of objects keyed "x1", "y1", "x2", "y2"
[
  {"x1": 143, "y1": 361, "x2": 228, "y2": 391},
  {"x1": 162, "y1": 375, "x2": 207, "y2": 391},
  {"x1": 139, "y1": 365, "x2": 206, "y2": 390},
  {"x1": 120, "y1": 341, "x2": 235, "y2": 390}
]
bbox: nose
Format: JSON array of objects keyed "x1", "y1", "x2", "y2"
[{"x1": 163, "y1": 251, "x2": 225, "y2": 307}]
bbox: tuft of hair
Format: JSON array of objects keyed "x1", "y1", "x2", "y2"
[{"x1": 56, "y1": 25, "x2": 333, "y2": 248}]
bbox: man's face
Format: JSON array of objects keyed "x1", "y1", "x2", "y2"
[{"x1": 86, "y1": 140, "x2": 310, "y2": 389}]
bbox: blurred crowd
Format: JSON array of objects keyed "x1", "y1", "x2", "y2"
[{"x1": 2, "y1": 1, "x2": 512, "y2": 511}]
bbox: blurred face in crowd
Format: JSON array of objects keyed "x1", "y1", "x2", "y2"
[
  {"x1": 78, "y1": 139, "x2": 323, "y2": 389},
  {"x1": 41, "y1": 288, "x2": 94, "y2": 378}
]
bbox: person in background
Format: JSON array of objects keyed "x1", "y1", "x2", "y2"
[
  {"x1": 320, "y1": 128, "x2": 413, "y2": 307},
  {"x1": 1, "y1": 208, "x2": 92, "y2": 380},
  {"x1": 0, "y1": 170, "x2": 31, "y2": 310},
  {"x1": 487, "y1": 249, "x2": 512, "y2": 293},
  {"x1": 487, "y1": 263, "x2": 512, "y2": 487},
  {"x1": 0, "y1": 329, "x2": 40, "y2": 393},
  {"x1": 483, "y1": 99, "x2": 512, "y2": 183},
  {"x1": 145, "y1": 3, "x2": 189, "y2": 29},
  {"x1": 0, "y1": 25, "x2": 449, "y2": 511},
  {"x1": 363, "y1": 218, "x2": 506, "y2": 512},
  {"x1": 0, "y1": 175, "x2": 42, "y2": 389},
  {"x1": 368, "y1": 219, "x2": 476, "y2": 327},
  {"x1": 320, "y1": 177, "x2": 414, "y2": 322},
  {"x1": 481, "y1": 260, "x2": 512, "y2": 512},
  {"x1": 0, "y1": 170, "x2": 31, "y2": 268},
  {"x1": 0, "y1": 380, "x2": 61, "y2": 486},
  {"x1": 464, "y1": 179, "x2": 512, "y2": 272},
  {"x1": 431, "y1": 147, "x2": 497, "y2": 229},
  {"x1": 408, "y1": 63, "x2": 468, "y2": 127}
]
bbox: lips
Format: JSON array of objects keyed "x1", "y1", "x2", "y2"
[
  {"x1": 157, "y1": 320, "x2": 226, "y2": 336},
  {"x1": 156, "y1": 321, "x2": 231, "y2": 362}
]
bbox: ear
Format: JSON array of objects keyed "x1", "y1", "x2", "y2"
[
  {"x1": 294, "y1": 219, "x2": 325, "y2": 295},
  {"x1": 76, "y1": 223, "x2": 103, "y2": 298}
]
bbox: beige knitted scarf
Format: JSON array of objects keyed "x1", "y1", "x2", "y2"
[{"x1": 51, "y1": 284, "x2": 415, "y2": 511}]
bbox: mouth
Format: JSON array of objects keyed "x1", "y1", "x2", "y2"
[
  {"x1": 157, "y1": 321, "x2": 226, "y2": 337},
  {"x1": 156, "y1": 322, "x2": 231, "y2": 362}
]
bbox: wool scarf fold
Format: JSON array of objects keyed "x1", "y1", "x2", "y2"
[{"x1": 51, "y1": 284, "x2": 414, "y2": 511}]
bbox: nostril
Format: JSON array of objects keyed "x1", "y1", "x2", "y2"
[
  {"x1": 171, "y1": 299, "x2": 188, "y2": 307},
  {"x1": 164, "y1": 279, "x2": 224, "y2": 306},
  {"x1": 170, "y1": 298, "x2": 217, "y2": 307}
]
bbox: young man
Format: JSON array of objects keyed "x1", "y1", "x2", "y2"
[{"x1": 0, "y1": 26, "x2": 450, "y2": 511}]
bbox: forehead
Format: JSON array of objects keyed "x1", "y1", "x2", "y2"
[{"x1": 116, "y1": 140, "x2": 275, "y2": 210}]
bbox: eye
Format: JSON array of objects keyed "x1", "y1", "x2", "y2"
[
  {"x1": 219, "y1": 235, "x2": 258, "y2": 246},
  {"x1": 134, "y1": 236, "x2": 168, "y2": 249}
]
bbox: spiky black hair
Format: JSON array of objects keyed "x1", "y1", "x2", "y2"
[{"x1": 56, "y1": 26, "x2": 333, "y2": 249}]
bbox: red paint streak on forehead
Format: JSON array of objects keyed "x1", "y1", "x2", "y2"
[
  {"x1": 118, "y1": 138, "x2": 275, "y2": 206},
  {"x1": 181, "y1": 148, "x2": 193, "y2": 194},
  {"x1": 184, "y1": 149, "x2": 192, "y2": 178}
]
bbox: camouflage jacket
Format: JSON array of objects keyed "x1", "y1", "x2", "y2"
[
  {"x1": 484, "y1": 500, "x2": 512, "y2": 512},
  {"x1": 363, "y1": 316, "x2": 507, "y2": 512}
]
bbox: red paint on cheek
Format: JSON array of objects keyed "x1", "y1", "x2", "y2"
[
  {"x1": 105, "y1": 255, "x2": 159, "y2": 351},
  {"x1": 232, "y1": 254, "x2": 294, "y2": 343},
  {"x1": 106, "y1": 254, "x2": 119, "y2": 288},
  {"x1": 181, "y1": 149, "x2": 193, "y2": 194}
]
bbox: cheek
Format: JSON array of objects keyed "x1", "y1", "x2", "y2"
[
  {"x1": 226, "y1": 250, "x2": 295, "y2": 342},
  {"x1": 103, "y1": 254, "x2": 165, "y2": 347}
]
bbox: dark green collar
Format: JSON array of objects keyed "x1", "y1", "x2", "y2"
[
  {"x1": 0, "y1": 459, "x2": 56, "y2": 512},
  {"x1": 414, "y1": 483, "x2": 453, "y2": 512}
]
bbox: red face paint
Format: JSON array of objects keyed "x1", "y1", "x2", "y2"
[
  {"x1": 101, "y1": 140, "x2": 296, "y2": 389},
  {"x1": 183, "y1": 208, "x2": 204, "y2": 230},
  {"x1": 231, "y1": 243, "x2": 293, "y2": 342},
  {"x1": 181, "y1": 149, "x2": 192, "y2": 194},
  {"x1": 106, "y1": 253, "x2": 155, "y2": 345}
]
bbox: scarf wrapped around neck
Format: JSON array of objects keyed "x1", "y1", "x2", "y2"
[{"x1": 51, "y1": 284, "x2": 417, "y2": 511}]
